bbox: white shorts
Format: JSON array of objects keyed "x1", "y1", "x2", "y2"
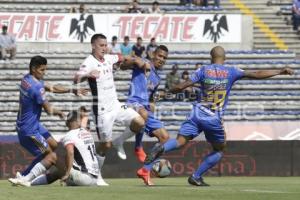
[
  {"x1": 66, "y1": 168, "x2": 97, "y2": 186},
  {"x1": 94, "y1": 102, "x2": 140, "y2": 142}
]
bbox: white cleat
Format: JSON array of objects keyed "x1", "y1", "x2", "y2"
[
  {"x1": 96, "y1": 174, "x2": 109, "y2": 186},
  {"x1": 114, "y1": 143, "x2": 127, "y2": 160},
  {"x1": 8, "y1": 177, "x2": 31, "y2": 187},
  {"x1": 8, "y1": 178, "x2": 19, "y2": 185},
  {"x1": 16, "y1": 178, "x2": 31, "y2": 187},
  {"x1": 8, "y1": 172, "x2": 23, "y2": 186}
]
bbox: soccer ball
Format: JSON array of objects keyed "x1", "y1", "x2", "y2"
[{"x1": 151, "y1": 159, "x2": 172, "y2": 178}]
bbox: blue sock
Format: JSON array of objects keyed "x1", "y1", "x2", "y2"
[
  {"x1": 193, "y1": 151, "x2": 223, "y2": 178},
  {"x1": 144, "y1": 158, "x2": 159, "y2": 171},
  {"x1": 21, "y1": 154, "x2": 44, "y2": 176},
  {"x1": 135, "y1": 131, "x2": 144, "y2": 149},
  {"x1": 163, "y1": 138, "x2": 178, "y2": 153}
]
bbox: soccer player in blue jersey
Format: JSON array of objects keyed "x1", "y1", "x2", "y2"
[
  {"x1": 112, "y1": 45, "x2": 170, "y2": 185},
  {"x1": 142, "y1": 46, "x2": 294, "y2": 186},
  {"x1": 8, "y1": 55, "x2": 87, "y2": 186}
]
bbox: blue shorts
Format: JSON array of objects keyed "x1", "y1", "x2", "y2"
[
  {"x1": 127, "y1": 102, "x2": 163, "y2": 137},
  {"x1": 17, "y1": 123, "x2": 50, "y2": 156},
  {"x1": 179, "y1": 105, "x2": 225, "y2": 143}
]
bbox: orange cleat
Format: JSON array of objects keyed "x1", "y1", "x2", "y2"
[
  {"x1": 135, "y1": 147, "x2": 146, "y2": 163},
  {"x1": 137, "y1": 167, "x2": 154, "y2": 186}
]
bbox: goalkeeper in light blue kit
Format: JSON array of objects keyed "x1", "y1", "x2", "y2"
[{"x1": 142, "y1": 46, "x2": 294, "y2": 186}]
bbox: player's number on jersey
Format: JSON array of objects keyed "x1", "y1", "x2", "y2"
[
  {"x1": 87, "y1": 144, "x2": 97, "y2": 161},
  {"x1": 121, "y1": 105, "x2": 128, "y2": 110},
  {"x1": 207, "y1": 90, "x2": 226, "y2": 109}
]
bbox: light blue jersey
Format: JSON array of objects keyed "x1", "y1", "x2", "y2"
[
  {"x1": 127, "y1": 62, "x2": 160, "y2": 106},
  {"x1": 16, "y1": 74, "x2": 50, "y2": 156},
  {"x1": 127, "y1": 62, "x2": 163, "y2": 137},
  {"x1": 180, "y1": 64, "x2": 244, "y2": 142}
]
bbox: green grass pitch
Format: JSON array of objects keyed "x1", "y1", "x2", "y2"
[{"x1": 0, "y1": 177, "x2": 299, "y2": 200}]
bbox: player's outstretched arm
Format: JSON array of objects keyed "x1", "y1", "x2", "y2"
[
  {"x1": 79, "y1": 106, "x2": 89, "y2": 128},
  {"x1": 61, "y1": 144, "x2": 74, "y2": 183},
  {"x1": 45, "y1": 83, "x2": 89, "y2": 96},
  {"x1": 169, "y1": 79, "x2": 194, "y2": 93},
  {"x1": 42, "y1": 102, "x2": 65, "y2": 119},
  {"x1": 243, "y1": 67, "x2": 294, "y2": 79},
  {"x1": 119, "y1": 55, "x2": 149, "y2": 70}
]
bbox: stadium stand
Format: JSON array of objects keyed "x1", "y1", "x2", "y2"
[{"x1": 0, "y1": 0, "x2": 299, "y2": 139}]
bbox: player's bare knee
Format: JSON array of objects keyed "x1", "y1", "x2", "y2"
[
  {"x1": 175, "y1": 135, "x2": 191, "y2": 148},
  {"x1": 130, "y1": 116, "x2": 145, "y2": 133},
  {"x1": 138, "y1": 109, "x2": 148, "y2": 121},
  {"x1": 104, "y1": 141, "x2": 112, "y2": 149},
  {"x1": 158, "y1": 132, "x2": 170, "y2": 143},
  {"x1": 45, "y1": 152, "x2": 57, "y2": 165}
]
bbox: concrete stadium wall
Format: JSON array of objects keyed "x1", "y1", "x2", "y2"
[{"x1": 0, "y1": 140, "x2": 299, "y2": 179}]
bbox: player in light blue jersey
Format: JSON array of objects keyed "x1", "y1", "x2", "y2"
[
  {"x1": 142, "y1": 46, "x2": 294, "y2": 186},
  {"x1": 112, "y1": 45, "x2": 169, "y2": 185},
  {"x1": 9, "y1": 56, "x2": 88, "y2": 186}
]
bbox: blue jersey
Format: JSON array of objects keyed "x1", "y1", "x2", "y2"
[
  {"x1": 127, "y1": 62, "x2": 160, "y2": 106},
  {"x1": 16, "y1": 74, "x2": 47, "y2": 135},
  {"x1": 190, "y1": 64, "x2": 244, "y2": 115}
]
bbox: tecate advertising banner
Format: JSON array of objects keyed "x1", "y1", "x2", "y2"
[{"x1": 0, "y1": 13, "x2": 241, "y2": 43}]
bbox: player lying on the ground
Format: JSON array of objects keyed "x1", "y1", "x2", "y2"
[
  {"x1": 9, "y1": 107, "x2": 103, "y2": 187},
  {"x1": 9, "y1": 55, "x2": 88, "y2": 185},
  {"x1": 140, "y1": 46, "x2": 294, "y2": 186}
]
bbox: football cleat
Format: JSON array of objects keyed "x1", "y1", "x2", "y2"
[
  {"x1": 8, "y1": 177, "x2": 31, "y2": 187},
  {"x1": 96, "y1": 173, "x2": 109, "y2": 186},
  {"x1": 137, "y1": 167, "x2": 154, "y2": 186},
  {"x1": 188, "y1": 175, "x2": 210, "y2": 187},
  {"x1": 113, "y1": 142, "x2": 127, "y2": 160}
]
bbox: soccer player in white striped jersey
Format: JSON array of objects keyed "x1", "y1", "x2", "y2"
[{"x1": 74, "y1": 34, "x2": 146, "y2": 185}]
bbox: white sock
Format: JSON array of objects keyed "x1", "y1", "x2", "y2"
[
  {"x1": 31, "y1": 174, "x2": 48, "y2": 186},
  {"x1": 23, "y1": 162, "x2": 46, "y2": 181},
  {"x1": 96, "y1": 155, "x2": 105, "y2": 171},
  {"x1": 112, "y1": 127, "x2": 135, "y2": 146}
]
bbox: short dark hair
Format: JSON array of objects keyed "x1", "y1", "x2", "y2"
[
  {"x1": 91, "y1": 34, "x2": 106, "y2": 44},
  {"x1": 2, "y1": 25, "x2": 7, "y2": 30},
  {"x1": 153, "y1": 1, "x2": 159, "y2": 5},
  {"x1": 155, "y1": 45, "x2": 168, "y2": 53},
  {"x1": 29, "y1": 56, "x2": 47, "y2": 72},
  {"x1": 124, "y1": 36, "x2": 129, "y2": 41},
  {"x1": 112, "y1": 36, "x2": 117, "y2": 41},
  {"x1": 137, "y1": 36, "x2": 142, "y2": 41},
  {"x1": 181, "y1": 70, "x2": 189, "y2": 79},
  {"x1": 66, "y1": 110, "x2": 80, "y2": 127},
  {"x1": 150, "y1": 37, "x2": 155, "y2": 42}
]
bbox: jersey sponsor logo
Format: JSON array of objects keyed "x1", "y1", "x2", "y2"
[
  {"x1": 204, "y1": 79, "x2": 228, "y2": 84},
  {"x1": 205, "y1": 69, "x2": 228, "y2": 78}
]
